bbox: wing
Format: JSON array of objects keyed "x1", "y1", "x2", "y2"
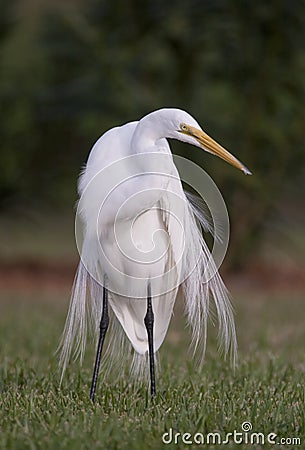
[{"x1": 159, "y1": 163, "x2": 237, "y2": 366}]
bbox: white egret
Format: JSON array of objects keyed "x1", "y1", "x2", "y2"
[{"x1": 58, "y1": 108, "x2": 251, "y2": 401}]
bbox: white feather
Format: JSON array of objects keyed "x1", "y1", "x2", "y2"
[{"x1": 58, "y1": 108, "x2": 238, "y2": 382}]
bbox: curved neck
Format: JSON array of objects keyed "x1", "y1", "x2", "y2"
[{"x1": 131, "y1": 113, "x2": 169, "y2": 154}]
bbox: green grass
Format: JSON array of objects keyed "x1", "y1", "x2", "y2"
[{"x1": 0, "y1": 290, "x2": 304, "y2": 449}]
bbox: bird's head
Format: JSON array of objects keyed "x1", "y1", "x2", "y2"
[{"x1": 154, "y1": 108, "x2": 252, "y2": 175}]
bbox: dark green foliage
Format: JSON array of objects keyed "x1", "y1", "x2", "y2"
[{"x1": 0, "y1": 0, "x2": 304, "y2": 264}]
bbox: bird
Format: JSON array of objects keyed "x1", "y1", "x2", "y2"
[{"x1": 58, "y1": 108, "x2": 251, "y2": 401}]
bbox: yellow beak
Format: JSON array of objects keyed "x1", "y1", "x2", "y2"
[{"x1": 184, "y1": 125, "x2": 252, "y2": 175}]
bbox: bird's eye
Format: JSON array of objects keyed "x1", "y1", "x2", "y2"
[{"x1": 180, "y1": 124, "x2": 188, "y2": 132}]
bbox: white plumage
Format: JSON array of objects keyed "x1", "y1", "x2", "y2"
[{"x1": 58, "y1": 108, "x2": 251, "y2": 389}]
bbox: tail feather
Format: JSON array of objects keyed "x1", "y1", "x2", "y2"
[
  {"x1": 57, "y1": 261, "x2": 160, "y2": 383},
  {"x1": 183, "y1": 192, "x2": 237, "y2": 366},
  {"x1": 57, "y1": 262, "x2": 100, "y2": 382}
]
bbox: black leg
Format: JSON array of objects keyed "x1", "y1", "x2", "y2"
[
  {"x1": 90, "y1": 276, "x2": 109, "y2": 402},
  {"x1": 144, "y1": 282, "x2": 156, "y2": 397}
]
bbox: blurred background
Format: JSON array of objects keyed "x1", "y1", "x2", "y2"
[{"x1": 0, "y1": 0, "x2": 304, "y2": 293}]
